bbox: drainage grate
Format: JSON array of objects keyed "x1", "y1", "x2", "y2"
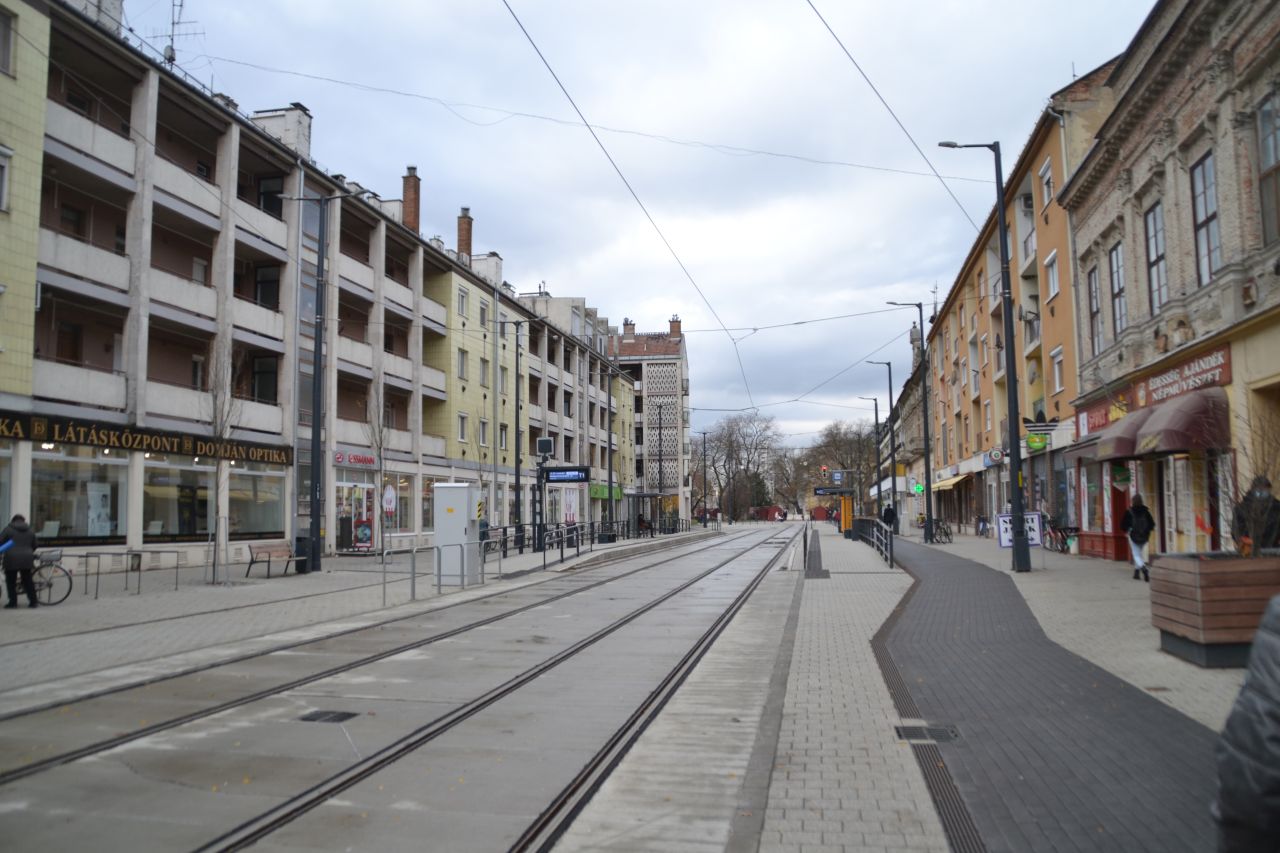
[
  {"x1": 895, "y1": 724, "x2": 960, "y2": 743},
  {"x1": 299, "y1": 710, "x2": 359, "y2": 723}
]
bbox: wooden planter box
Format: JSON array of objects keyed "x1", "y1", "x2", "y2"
[{"x1": 1150, "y1": 553, "x2": 1280, "y2": 667}]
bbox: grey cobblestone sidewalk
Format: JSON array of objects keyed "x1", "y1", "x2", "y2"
[{"x1": 760, "y1": 525, "x2": 948, "y2": 853}]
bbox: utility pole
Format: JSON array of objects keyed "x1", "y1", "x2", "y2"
[
  {"x1": 859, "y1": 396, "x2": 881, "y2": 520},
  {"x1": 871, "y1": 360, "x2": 897, "y2": 566},
  {"x1": 513, "y1": 320, "x2": 524, "y2": 551}
]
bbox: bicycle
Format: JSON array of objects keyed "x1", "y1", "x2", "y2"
[
  {"x1": 976, "y1": 515, "x2": 992, "y2": 538},
  {"x1": 933, "y1": 519, "x2": 954, "y2": 544},
  {"x1": 32, "y1": 550, "x2": 72, "y2": 605}
]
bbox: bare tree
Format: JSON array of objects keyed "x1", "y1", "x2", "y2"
[
  {"x1": 769, "y1": 447, "x2": 811, "y2": 514},
  {"x1": 1227, "y1": 402, "x2": 1280, "y2": 555},
  {"x1": 806, "y1": 420, "x2": 877, "y2": 514},
  {"x1": 363, "y1": 381, "x2": 389, "y2": 557},
  {"x1": 205, "y1": 342, "x2": 244, "y2": 584}
]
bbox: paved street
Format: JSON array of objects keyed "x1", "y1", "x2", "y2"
[{"x1": 0, "y1": 521, "x2": 1246, "y2": 851}]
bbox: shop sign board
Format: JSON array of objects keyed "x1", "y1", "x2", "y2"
[
  {"x1": 0, "y1": 409, "x2": 291, "y2": 464},
  {"x1": 1134, "y1": 344, "x2": 1231, "y2": 408},
  {"x1": 997, "y1": 512, "x2": 1043, "y2": 548},
  {"x1": 335, "y1": 451, "x2": 377, "y2": 466}
]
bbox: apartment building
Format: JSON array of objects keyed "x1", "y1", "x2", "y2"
[
  {"x1": 516, "y1": 290, "x2": 635, "y2": 528},
  {"x1": 1061, "y1": 0, "x2": 1280, "y2": 559},
  {"x1": 928, "y1": 67, "x2": 1115, "y2": 530},
  {"x1": 4, "y1": 1, "x2": 634, "y2": 564},
  {"x1": 610, "y1": 317, "x2": 691, "y2": 527},
  {"x1": 886, "y1": 328, "x2": 927, "y2": 526}
]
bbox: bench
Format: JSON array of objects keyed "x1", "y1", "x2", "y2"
[{"x1": 246, "y1": 542, "x2": 306, "y2": 578}]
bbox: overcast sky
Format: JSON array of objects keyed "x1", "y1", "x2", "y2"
[{"x1": 122, "y1": 0, "x2": 1151, "y2": 446}]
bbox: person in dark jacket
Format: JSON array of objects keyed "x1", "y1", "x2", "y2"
[
  {"x1": 1231, "y1": 476, "x2": 1280, "y2": 555},
  {"x1": 881, "y1": 503, "x2": 897, "y2": 534},
  {"x1": 0, "y1": 514, "x2": 39, "y2": 608},
  {"x1": 1213, "y1": 593, "x2": 1280, "y2": 851},
  {"x1": 1119, "y1": 494, "x2": 1156, "y2": 582}
]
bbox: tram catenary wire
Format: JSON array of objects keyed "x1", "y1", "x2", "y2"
[{"x1": 0, "y1": 530, "x2": 757, "y2": 786}]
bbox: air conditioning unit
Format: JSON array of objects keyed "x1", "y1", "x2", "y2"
[{"x1": 1020, "y1": 194, "x2": 1034, "y2": 212}]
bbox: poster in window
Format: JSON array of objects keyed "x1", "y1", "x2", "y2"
[{"x1": 88, "y1": 482, "x2": 112, "y2": 536}]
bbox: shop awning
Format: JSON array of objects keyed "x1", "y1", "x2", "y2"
[
  {"x1": 932, "y1": 474, "x2": 969, "y2": 491},
  {"x1": 1135, "y1": 386, "x2": 1230, "y2": 455},
  {"x1": 1095, "y1": 407, "x2": 1156, "y2": 461}
]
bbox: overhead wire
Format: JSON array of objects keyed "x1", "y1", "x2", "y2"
[
  {"x1": 499, "y1": 0, "x2": 756, "y2": 409},
  {"x1": 802, "y1": 0, "x2": 982, "y2": 232}
]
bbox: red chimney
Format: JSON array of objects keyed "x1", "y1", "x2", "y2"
[
  {"x1": 457, "y1": 207, "x2": 473, "y2": 266},
  {"x1": 402, "y1": 166, "x2": 421, "y2": 234},
  {"x1": 669, "y1": 315, "x2": 682, "y2": 339}
]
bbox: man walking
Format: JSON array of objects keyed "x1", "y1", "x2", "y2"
[{"x1": 1120, "y1": 495, "x2": 1156, "y2": 582}]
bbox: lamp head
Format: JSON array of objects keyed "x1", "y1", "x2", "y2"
[{"x1": 938, "y1": 141, "x2": 959, "y2": 148}]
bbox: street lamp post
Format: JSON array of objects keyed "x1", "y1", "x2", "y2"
[
  {"x1": 888, "y1": 301, "x2": 934, "y2": 543},
  {"x1": 696, "y1": 430, "x2": 709, "y2": 527},
  {"x1": 870, "y1": 361, "x2": 897, "y2": 567},
  {"x1": 858, "y1": 396, "x2": 881, "y2": 521},
  {"x1": 940, "y1": 139, "x2": 1031, "y2": 571}
]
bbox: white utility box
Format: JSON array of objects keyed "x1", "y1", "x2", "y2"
[{"x1": 434, "y1": 482, "x2": 483, "y2": 586}]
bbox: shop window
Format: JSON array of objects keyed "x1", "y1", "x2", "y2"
[
  {"x1": 422, "y1": 478, "x2": 437, "y2": 531},
  {"x1": 1191, "y1": 152, "x2": 1222, "y2": 286},
  {"x1": 143, "y1": 454, "x2": 214, "y2": 541},
  {"x1": 228, "y1": 461, "x2": 285, "y2": 539},
  {"x1": 32, "y1": 445, "x2": 129, "y2": 543},
  {"x1": 381, "y1": 474, "x2": 412, "y2": 534}
]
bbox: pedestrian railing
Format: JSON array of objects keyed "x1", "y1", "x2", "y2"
[{"x1": 853, "y1": 517, "x2": 894, "y2": 565}]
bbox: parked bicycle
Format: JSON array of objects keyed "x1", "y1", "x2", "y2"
[
  {"x1": 1044, "y1": 521, "x2": 1079, "y2": 554},
  {"x1": 32, "y1": 550, "x2": 72, "y2": 605},
  {"x1": 933, "y1": 519, "x2": 954, "y2": 544}
]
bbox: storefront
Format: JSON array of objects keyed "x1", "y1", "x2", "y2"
[
  {"x1": 1067, "y1": 345, "x2": 1232, "y2": 560},
  {"x1": 334, "y1": 450, "x2": 378, "y2": 552},
  {"x1": 0, "y1": 410, "x2": 291, "y2": 549}
]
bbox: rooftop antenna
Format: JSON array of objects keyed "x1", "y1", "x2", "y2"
[
  {"x1": 155, "y1": 0, "x2": 204, "y2": 66},
  {"x1": 930, "y1": 281, "x2": 939, "y2": 322}
]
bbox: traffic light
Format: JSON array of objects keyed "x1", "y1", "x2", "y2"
[{"x1": 821, "y1": 465, "x2": 829, "y2": 480}]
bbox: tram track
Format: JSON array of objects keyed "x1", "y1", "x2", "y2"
[
  {"x1": 0, "y1": 530, "x2": 758, "y2": 788},
  {"x1": 196, "y1": 527, "x2": 801, "y2": 852}
]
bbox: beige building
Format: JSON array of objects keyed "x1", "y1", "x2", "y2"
[{"x1": 1061, "y1": 0, "x2": 1280, "y2": 559}]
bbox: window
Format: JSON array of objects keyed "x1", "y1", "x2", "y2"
[
  {"x1": 456, "y1": 288, "x2": 468, "y2": 317},
  {"x1": 457, "y1": 348, "x2": 468, "y2": 381},
  {"x1": 192, "y1": 257, "x2": 209, "y2": 286},
  {"x1": 499, "y1": 312, "x2": 509, "y2": 338},
  {"x1": 980, "y1": 334, "x2": 988, "y2": 366},
  {"x1": 1261, "y1": 93, "x2": 1280, "y2": 244},
  {"x1": 499, "y1": 365, "x2": 509, "y2": 395},
  {"x1": 479, "y1": 357, "x2": 490, "y2": 387},
  {"x1": 1109, "y1": 243, "x2": 1127, "y2": 335},
  {"x1": 1087, "y1": 266, "x2": 1103, "y2": 357},
  {"x1": 255, "y1": 266, "x2": 280, "y2": 309},
  {"x1": 114, "y1": 225, "x2": 126, "y2": 255},
  {"x1": 1044, "y1": 250, "x2": 1059, "y2": 299},
  {"x1": 1039, "y1": 158, "x2": 1054, "y2": 210},
  {"x1": 499, "y1": 423, "x2": 508, "y2": 450},
  {"x1": 60, "y1": 204, "x2": 86, "y2": 238},
  {"x1": 479, "y1": 300, "x2": 489, "y2": 328},
  {"x1": 0, "y1": 146, "x2": 10, "y2": 211},
  {"x1": 252, "y1": 356, "x2": 278, "y2": 404},
  {"x1": 457, "y1": 413, "x2": 468, "y2": 442},
  {"x1": 1144, "y1": 202, "x2": 1168, "y2": 312},
  {"x1": 1050, "y1": 346, "x2": 1064, "y2": 393},
  {"x1": 191, "y1": 355, "x2": 206, "y2": 390},
  {"x1": 984, "y1": 400, "x2": 992, "y2": 432},
  {"x1": 0, "y1": 10, "x2": 12, "y2": 75},
  {"x1": 56, "y1": 322, "x2": 82, "y2": 362},
  {"x1": 479, "y1": 419, "x2": 489, "y2": 446},
  {"x1": 1191, "y1": 152, "x2": 1222, "y2": 286}
]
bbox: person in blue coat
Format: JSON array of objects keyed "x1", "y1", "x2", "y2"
[{"x1": 0, "y1": 515, "x2": 39, "y2": 608}]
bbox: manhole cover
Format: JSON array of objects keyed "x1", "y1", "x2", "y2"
[
  {"x1": 895, "y1": 724, "x2": 959, "y2": 743},
  {"x1": 299, "y1": 710, "x2": 360, "y2": 723}
]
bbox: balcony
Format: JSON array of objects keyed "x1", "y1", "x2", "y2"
[
  {"x1": 45, "y1": 100, "x2": 135, "y2": 176},
  {"x1": 386, "y1": 428, "x2": 414, "y2": 454},
  {"x1": 420, "y1": 295, "x2": 447, "y2": 330},
  {"x1": 528, "y1": 403, "x2": 545, "y2": 423},
  {"x1": 335, "y1": 418, "x2": 368, "y2": 446},
  {"x1": 146, "y1": 381, "x2": 206, "y2": 423},
  {"x1": 33, "y1": 360, "x2": 125, "y2": 409},
  {"x1": 384, "y1": 279, "x2": 415, "y2": 314},
  {"x1": 233, "y1": 198, "x2": 288, "y2": 249},
  {"x1": 1023, "y1": 319, "x2": 1042, "y2": 357},
  {"x1": 154, "y1": 157, "x2": 221, "y2": 220},
  {"x1": 336, "y1": 336, "x2": 374, "y2": 369},
  {"x1": 149, "y1": 268, "x2": 216, "y2": 319},
  {"x1": 421, "y1": 433, "x2": 447, "y2": 458},
  {"x1": 231, "y1": 299, "x2": 284, "y2": 341},
  {"x1": 421, "y1": 365, "x2": 446, "y2": 396},
  {"x1": 39, "y1": 230, "x2": 129, "y2": 290},
  {"x1": 384, "y1": 352, "x2": 414, "y2": 383},
  {"x1": 338, "y1": 253, "x2": 374, "y2": 290},
  {"x1": 1019, "y1": 230, "x2": 1037, "y2": 278}
]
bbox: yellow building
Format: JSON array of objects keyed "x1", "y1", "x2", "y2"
[
  {"x1": 0, "y1": 0, "x2": 48, "y2": 514},
  {"x1": 929, "y1": 66, "x2": 1115, "y2": 531}
]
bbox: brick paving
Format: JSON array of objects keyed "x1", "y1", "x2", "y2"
[
  {"x1": 760, "y1": 525, "x2": 949, "y2": 853},
  {"x1": 888, "y1": 536, "x2": 1219, "y2": 853}
]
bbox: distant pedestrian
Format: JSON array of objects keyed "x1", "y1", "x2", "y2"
[
  {"x1": 0, "y1": 514, "x2": 39, "y2": 609},
  {"x1": 1119, "y1": 495, "x2": 1156, "y2": 582},
  {"x1": 1231, "y1": 476, "x2": 1280, "y2": 556},
  {"x1": 881, "y1": 503, "x2": 897, "y2": 534},
  {"x1": 1213, "y1": 593, "x2": 1280, "y2": 852}
]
